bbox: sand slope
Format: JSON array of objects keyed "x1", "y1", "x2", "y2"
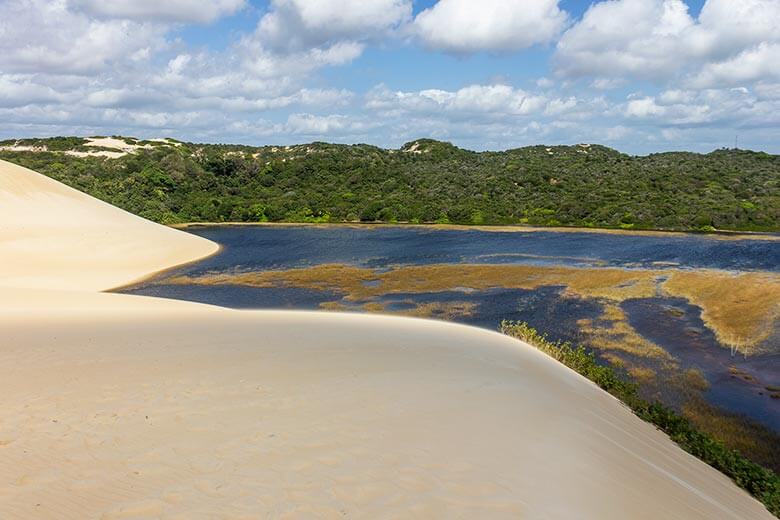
[
  {"x1": 0, "y1": 159, "x2": 773, "y2": 519},
  {"x1": 0, "y1": 159, "x2": 217, "y2": 291}
]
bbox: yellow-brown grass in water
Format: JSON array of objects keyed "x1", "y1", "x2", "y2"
[
  {"x1": 319, "y1": 299, "x2": 478, "y2": 321},
  {"x1": 394, "y1": 301, "x2": 477, "y2": 320},
  {"x1": 171, "y1": 263, "x2": 660, "y2": 301},
  {"x1": 663, "y1": 270, "x2": 780, "y2": 352},
  {"x1": 683, "y1": 398, "x2": 780, "y2": 471},
  {"x1": 576, "y1": 303, "x2": 672, "y2": 360},
  {"x1": 167, "y1": 263, "x2": 780, "y2": 353},
  {"x1": 628, "y1": 366, "x2": 657, "y2": 383}
]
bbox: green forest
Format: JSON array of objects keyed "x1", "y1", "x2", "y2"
[{"x1": 2, "y1": 136, "x2": 778, "y2": 231}]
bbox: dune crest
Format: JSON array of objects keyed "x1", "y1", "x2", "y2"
[
  {"x1": 0, "y1": 159, "x2": 217, "y2": 291},
  {"x1": 0, "y1": 159, "x2": 773, "y2": 518}
]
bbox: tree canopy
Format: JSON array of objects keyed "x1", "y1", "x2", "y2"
[{"x1": 2, "y1": 137, "x2": 778, "y2": 231}]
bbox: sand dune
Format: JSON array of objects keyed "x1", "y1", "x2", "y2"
[
  {"x1": 0, "y1": 160, "x2": 217, "y2": 291},
  {"x1": 0, "y1": 159, "x2": 773, "y2": 518}
]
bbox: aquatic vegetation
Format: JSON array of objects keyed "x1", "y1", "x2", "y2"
[
  {"x1": 167, "y1": 262, "x2": 780, "y2": 354},
  {"x1": 662, "y1": 270, "x2": 780, "y2": 352},
  {"x1": 627, "y1": 366, "x2": 657, "y2": 382},
  {"x1": 169, "y1": 263, "x2": 660, "y2": 301},
  {"x1": 500, "y1": 321, "x2": 780, "y2": 516},
  {"x1": 576, "y1": 303, "x2": 673, "y2": 360},
  {"x1": 682, "y1": 398, "x2": 780, "y2": 472},
  {"x1": 319, "y1": 298, "x2": 477, "y2": 321}
]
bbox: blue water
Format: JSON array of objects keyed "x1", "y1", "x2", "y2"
[
  {"x1": 170, "y1": 225, "x2": 780, "y2": 274},
  {"x1": 623, "y1": 297, "x2": 780, "y2": 431}
]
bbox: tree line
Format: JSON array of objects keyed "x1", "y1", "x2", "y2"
[{"x1": 2, "y1": 137, "x2": 778, "y2": 232}]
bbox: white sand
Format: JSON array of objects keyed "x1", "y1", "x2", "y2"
[
  {"x1": 0, "y1": 160, "x2": 217, "y2": 291},
  {"x1": 0, "y1": 159, "x2": 773, "y2": 519},
  {"x1": 84, "y1": 137, "x2": 154, "y2": 154},
  {"x1": 0, "y1": 137, "x2": 176, "y2": 158},
  {"x1": 64, "y1": 150, "x2": 127, "y2": 159}
]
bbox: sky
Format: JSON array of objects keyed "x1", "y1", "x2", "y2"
[{"x1": 0, "y1": 0, "x2": 779, "y2": 154}]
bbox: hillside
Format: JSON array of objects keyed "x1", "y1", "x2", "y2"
[{"x1": 1, "y1": 136, "x2": 778, "y2": 232}]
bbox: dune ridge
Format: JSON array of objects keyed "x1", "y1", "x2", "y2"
[
  {"x1": 0, "y1": 159, "x2": 218, "y2": 291},
  {"x1": 0, "y1": 159, "x2": 773, "y2": 518}
]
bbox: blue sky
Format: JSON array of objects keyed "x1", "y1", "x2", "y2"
[{"x1": 1, "y1": 0, "x2": 778, "y2": 153}]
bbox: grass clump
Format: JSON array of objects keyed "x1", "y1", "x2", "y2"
[{"x1": 500, "y1": 320, "x2": 780, "y2": 517}]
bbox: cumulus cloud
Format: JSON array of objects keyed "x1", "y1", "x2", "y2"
[
  {"x1": 256, "y1": 0, "x2": 411, "y2": 53},
  {"x1": 555, "y1": 0, "x2": 697, "y2": 79},
  {"x1": 366, "y1": 84, "x2": 549, "y2": 117},
  {"x1": 413, "y1": 0, "x2": 567, "y2": 53},
  {"x1": 0, "y1": 0, "x2": 167, "y2": 74},
  {"x1": 622, "y1": 86, "x2": 780, "y2": 128},
  {"x1": 555, "y1": 0, "x2": 780, "y2": 87},
  {"x1": 689, "y1": 43, "x2": 780, "y2": 88},
  {"x1": 70, "y1": 0, "x2": 245, "y2": 24},
  {"x1": 0, "y1": 75, "x2": 68, "y2": 107},
  {"x1": 0, "y1": 0, "x2": 359, "y2": 143},
  {"x1": 285, "y1": 113, "x2": 350, "y2": 134},
  {"x1": 230, "y1": 0, "x2": 413, "y2": 82},
  {"x1": 239, "y1": 39, "x2": 365, "y2": 79},
  {"x1": 696, "y1": 0, "x2": 780, "y2": 58}
]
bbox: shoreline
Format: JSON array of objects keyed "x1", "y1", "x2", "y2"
[
  {"x1": 171, "y1": 221, "x2": 780, "y2": 241},
  {"x1": 105, "y1": 242, "x2": 224, "y2": 293}
]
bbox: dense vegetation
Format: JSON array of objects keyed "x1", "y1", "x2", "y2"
[
  {"x1": 500, "y1": 321, "x2": 780, "y2": 517},
  {"x1": 1, "y1": 136, "x2": 778, "y2": 231}
]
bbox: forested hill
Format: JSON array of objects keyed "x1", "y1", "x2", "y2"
[{"x1": 1, "y1": 136, "x2": 778, "y2": 232}]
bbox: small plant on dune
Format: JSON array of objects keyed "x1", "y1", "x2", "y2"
[{"x1": 500, "y1": 320, "x2": 780, "y2": 518}]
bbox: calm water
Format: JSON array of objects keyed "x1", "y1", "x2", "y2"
[
  {"x1": 122, "y1": 225, "x2": 780, "y2": 431},
  {"x1": 152, "y1": 225, "x2": 780, "y2": 273}
]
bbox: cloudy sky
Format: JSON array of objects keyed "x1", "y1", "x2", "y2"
[{"x1": 1, "y1": 0, "x2": 779, "y2": 153}]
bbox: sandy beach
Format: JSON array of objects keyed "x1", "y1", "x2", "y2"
[{"x1": 0, "y1": 158, "x2": 773, "y2": 518}]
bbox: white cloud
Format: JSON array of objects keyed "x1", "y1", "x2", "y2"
[
  {"x1": 239, "y1": 40, "x2": 365, "y2": 79},
  {"x1": 696, "y1": 0, "x2": 780, "y2": 58},
  {"x1": 555, "y1": 0, "x2": 695, "y2": 79},
  {"x1": 233, "y1": 0, "x2": 411, "y2": 81},
  {"x1": 0, "y1": 0, "x2": 167, "y2": 74},
  {"x1": 689, "y1": 43, "x2": 780, "y2": 88},
  {"x1": 257, "y1": 0, "x2": 411, "y2": 53},
  {"x1": 555, "y1": 0, "x2": 780, "y2": 86},
  {"x1": 755, "y1": 82, "x2": 780, "y2": 100},
  {"x1": 367, "y1": 84, "x2": 548, "y2": 117},
  {"x1": 413, "y1": 0, "x2": 567, "y2": 53},
  {"x1": 285, "y1": 113, "x2": 349, "y2": 134},
  {"x1": 0, "y1": 75, "x2": 68, "y2": 107},
  {"x1": 545, "y1": 97, "x2": 578, "y2": 116},
  {"x1": 591, "y1": 78, "x2": 626, "y2": 90},
  {"x1": 622, "y1": 87, "x2": 780, "y2": 128},
  {"x1": 536, "y1": 77, "x2": 555, "y2": 89},
  {"x1": 70, "y1": 0, "x2": 245, "y2": 24},
  {"x1": 625, "y1": 97, "x2": 667, "y2": 118}
]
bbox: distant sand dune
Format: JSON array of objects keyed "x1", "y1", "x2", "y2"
[{"x1": 0, "y1": 159, "x2": 773, "y2": 518}]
